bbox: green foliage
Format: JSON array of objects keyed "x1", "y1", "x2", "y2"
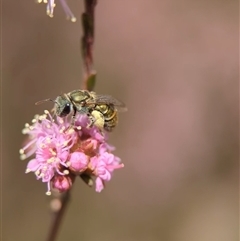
[{"x1": 86, "y1": 72, "x2": 96, "y2": 91}]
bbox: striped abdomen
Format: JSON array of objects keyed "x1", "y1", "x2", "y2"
[{"x1": 94, "y1": 104, "x2": 118, "y2": 131}]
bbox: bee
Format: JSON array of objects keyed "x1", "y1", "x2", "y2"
[{"x1": 36, "y1": 90, "x2": 127, "y2": 132}]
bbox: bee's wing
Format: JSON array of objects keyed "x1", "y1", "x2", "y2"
[{"x1": 87, "y1": 95, "x2": 127, "y2": 112}]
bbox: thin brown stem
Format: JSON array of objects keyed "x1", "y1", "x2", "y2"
[
  {"x1": 45, "y1": 2, "x2": 98, "y2": 241},
  {"x1": 81, "y1": 0, "x2": 97, "y2": 89},
  {"x1": 45, "y1": 191, "x2": 71, "y2": 241}
]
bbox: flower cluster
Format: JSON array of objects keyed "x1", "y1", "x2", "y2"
[
  {"x1": 37, "y1": 0, "x2": 76, "y2": 22},
  {"x1": 20, "y1": 110, "x2": 124, "y2": 195}
]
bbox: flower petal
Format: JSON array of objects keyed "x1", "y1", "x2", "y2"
[
  {"x1": 95, "y1": 177, "x2": 104, "y2": 192},
  {"x1": 26, "y1": 159, "x2": 40, "y2": 173}
]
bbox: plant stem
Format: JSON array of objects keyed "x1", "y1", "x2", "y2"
[
  {"x1": 45, "y1": 2, "x2": 98, "y2": 240},
  {"x1": 81, "y1": 0, "x2": 97, "y2": 89},
  {"x1": 45, "y1": 191, "x2": 71, "y2": 241}
]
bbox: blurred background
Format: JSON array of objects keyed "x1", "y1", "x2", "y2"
[{"x1": 2, "y1": 1, "x2": 238, "y2": 241}]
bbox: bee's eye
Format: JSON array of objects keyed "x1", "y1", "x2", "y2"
[{"x1": 60, "y1": 103, "x2": 71, "y2": 117}]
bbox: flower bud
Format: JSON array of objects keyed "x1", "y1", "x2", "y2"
[
  {"x1": 52, "y1": 175, "x2": 74, "y2": 193},
  {"x1": 68, "y1": 152, "x2": 89, "y2": 173}
]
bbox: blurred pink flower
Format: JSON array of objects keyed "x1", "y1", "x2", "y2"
[
  {"x1": 37, "y1": 0, "x2": 76, "y2": 22},
  {"x1": 90, "y1": 151, "x2": 124, "y2": 192},
  {"x1": 68, "y1": 152, "x2": 89, "y2": 173},
  {"x1": 20, "y1": 110, "x2": 124, "y2": 195},
  {"x1": 52, "y1": 174, "x2": 75, "y2": 193}
]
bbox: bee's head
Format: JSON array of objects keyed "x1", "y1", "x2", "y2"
[
  {"x1": 54, "y1": 94, "x2": 72, "y2": 117},
  {"x1": 36, "y1": 94, "x2": 72, "y2": 117}
]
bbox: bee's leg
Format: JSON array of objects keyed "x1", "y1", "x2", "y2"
[
  {"x1": 87, "y1": 115, "x2": 95, "y2": 127},
  {"x1": 87, "y1": 110, "x2": 104, "y2": 130},
  {"x1": 66, "y1": 107, "x2": 79, "y2": 131},
  {"x1": 70, "y1": 107, "x2": 77, "y2": 126}
]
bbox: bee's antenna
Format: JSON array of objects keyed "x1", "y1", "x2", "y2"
[{"x1": 35, "y1": 98, "x2": 56, "y2": 106}]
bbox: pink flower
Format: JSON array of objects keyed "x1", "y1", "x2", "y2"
[
  {"x1": 52, "y1": 174, "x2": 74, "y2": 193},
  {"x1": 68, "y1": 152, "x2": 88, "y2": 173},
  {"x1": 90, "y1": 149, "x2": 124, "y2": 192},
  {"x1": 20, "y1": 110, "x2": 124, "y2": 195},
  {"x1": 37, "y1": 0, "x2": 76, "y2": 22}
]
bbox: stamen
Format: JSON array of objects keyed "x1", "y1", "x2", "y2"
[
  {"x1": 35, "y1": 170, "x2": 40, "y2": 175},
  {"x1": 40, "y1": 144, "x2": 46, "y2": 148},
  {"x1": 46, "y1": 182, "x2": 52, "y2": 195},
  {"x1": 63, "y1": 170, "x2": 69, "y2": 175},
  {"x1": 44, "y1": 109, "x2": 54, "y2": 123},
  {"x1": 59, "y1": 126, "x2": 66, "y2": 133},
  {"x1": 66, "y1": 161, "x2": 71, "y2": 167},
  {"x1": 63, "y1": 141, "x2": 68, "y2": 146},
  {"x1": 21, "y1": 138, "x2": 37, "y2": 152},
  {"x1": 46, "y1": 0, "x2": 56, "y2": 17},
  {"x1": 34, "y1": 114, "x2": 40, "y2": 119},
  {"x1": 46, "y1": 191, "x2": 51, "y2": 196},
  {"x1": 21, "y1": 147, "x2": 36, "y2": 160},
  {"x1": 58, "y1": 119, "x2": 64, "y2": 124},
  {"x1": 20, "y1": 154, "x2": 27, "y2": 160},
  {"x1": 39, "y1": 114, "x2": 47, "y2": 121},
  {"x1": 67, "y1": 128, "x2": 74, "y2": 134},
  {"x1": 49, "y1": 149, "x2": 56, "y2": 156},
  {"x1": 47, "y1": 157, "x2": 55, "y2": 163},
  {"x1": 56, "y1": 168, "x2": 68, "y2": 176},
  {"x1": 59, "y1": 0, "x2": 76, "y2": 22},
  {"x1": 46, "y1": 137, "x2": 51, "y2": 143}
]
